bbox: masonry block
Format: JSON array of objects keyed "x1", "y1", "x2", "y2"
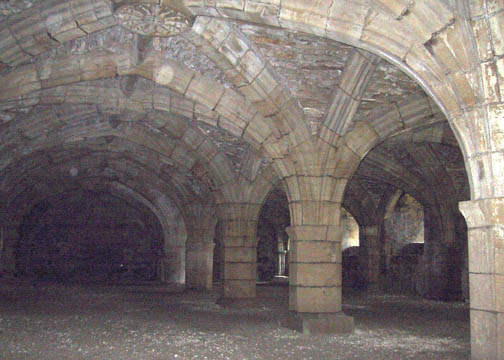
[{"x1": 286, "y1": 311, "x2": 354, "y2": 335}]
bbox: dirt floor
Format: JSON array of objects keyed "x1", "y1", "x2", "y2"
[{"x1": 0, "y1": 281, "x2": 470, "y2": 360}]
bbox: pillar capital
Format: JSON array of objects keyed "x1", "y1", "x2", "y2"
[
  {"x1": 459, "y1": 197, "x2": 504, "y2": 228},
  {"x1": 459, "y1": 198, "x2": 504, "y2": 358},
  {"x1": 286, "y1": 225, "x2": 343, "y2": 242}
]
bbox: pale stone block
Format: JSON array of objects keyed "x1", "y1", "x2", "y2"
[
  {"x1": 252, "y1": 66, "x2": 279, "y2": 98},
  {"x1": 490, "y1": 12, "x2": 504, "y2": 56},
  {"x1": 224, "y1": 246, "x2": 256, "y2": 262},
  {"x1": 448, "y1": 71, "x2": 477, "y2": 108},
  {"x1": 491, "y1": 152, "x2": 504, "y2": 196},
  {"x1": 469, "y1": 0, "x2": 485, "y2": 18},
  {"x1": 332, "y1": 144, "x2": 360, "y2": 178},
  {"x1": 301, "y1": 201, "x2": 320, "y2": 225},
  {"x1": 321, "y1": 201, "x2": 342, "y2": 226},
  {"x1": 297, "y1": 176, "x2": 319, "y2": 201},
  {"x1": 289, "y1": 201, "x2": 303, "y2": 224},
  {"x1": 326, "y1": 225, "x2": 343, "y2": 242},
  {"x1": 499, "y1": 312, "x2": 504, "y2": 359},
  {"x1": 239, "y1": 82, "x2": 266, "y2": 103},
  {"x1": 244, "y1": 2, "x2": 281, "y2": 26},
  {"x1": 291, "y1": 240, "x2": 341, "y2": 263},
  {"x1": 468, "y1": 227, "x2": 494, "y2": 273},
  {"x1": 9, "y1": 11, "x2": 58, "y2": 56},
  {"x1": 497, "y1": 275, "x2": 504, "y2": 312},
  {"x1": 281, "y1": 0, "x2": 331, "y2": 17},
  {"x1": 343, "y1": 121, "x2": 378, "y2": 158},
  {"x1": 170, "y1": 95, "x2": 195, "y2": 120},
  {"x1": 373, "y1": 0, "x2": 410, "y2": 17},
  {"x1": 161, "y1": 62, "x2": 195, "y2": 95},
  {"x1": 220, "y1": 31, "x2": 250, "y2": 65},
  {"x1": 243, "y1": 113, "x2": 272, "y2": 144},
  {"x1": 327, "y1": 0, "x2": 367, "y2": 40},
  {"x1": 185, "y1": 74, "x2": 225, "y2": 110},
  {"x1": 184, "y1": 0, "x2": 206, "y2": 8},
  {"x1": 215, "y1": 89, "x2": 254, "y2": 128},
  {"x1": 470, "y1": 273, "x2": 496, "y2": 312},
  {"x1": 470, "y1": 309, "x2": 498, "y2": 360},
  {"x1": 497, "y1": 58, "x2": 504, "y2": 102},
  {"x1": 284, "y1": 176, "x2": 301, "y2": 201},
  {"x1": 219, "y1": 116, "x2": 246, "y2": 138},
  {"x1": 279, "y1": 6, "x2": 327, "y2": 37},
  {"x1": 289, "y1": 225, "x2": 328, "y2": 241},
  {"x1": 361, "y1": 12, "x2": 413, "y2": 60},
  {"x1": 237, "y1": 50, "x2": 265, "y2": 82},
  {"x1": 290, "y1": 263, "x2": 340, "y2": 287},
  {"x1": 463, "y1": 106, "x2": 489, "y2": 154},
  {"x1": 405, "y1": 44, "x2": 444, "y2": 88},
  {"x1": 263, "y1": 138, "x2": 287, "y2": 159},
  {"x1": 42, "y1": 0, "x2": 86, "y2": 42},
  {"x1": 320, "y1": 176, "x2": 336, "y2": 202},
  {"x1": 290, "y1": 285, "x2": 342, "y2": 313},
  {"x1": 430, "y1": 82, "x2": 461, "y2": 119},
  {"x1": 402, "y1": 1, "x2": 454, "y2": 43},
  {"x1": 495, "y1": 226, "x2": 504, "y2": 275},
  {"x1": 489, "y1": 103, "x2": 504, "y2": 149},
  {"x1": 216, "y1": 0, "x2": 245, "y2": 10},
  {"x1": 192, "y1": 16, "x2": 227, "y2": 48},
  {"x1": 472, "y1": 19, "x2": 493, "y2": 61}
]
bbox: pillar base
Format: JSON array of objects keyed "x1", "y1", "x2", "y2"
[{"x1": 286, "y1": 312, "x2": 354, "y2": 334}]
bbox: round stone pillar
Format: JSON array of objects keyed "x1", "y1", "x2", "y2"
[{"x1": 460, "y1": 199, "x2": 504, "y2": 360}]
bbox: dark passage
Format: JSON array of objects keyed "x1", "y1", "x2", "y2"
[{"x1": 16, "y1": 190, "x2": 164, "y2": 283}]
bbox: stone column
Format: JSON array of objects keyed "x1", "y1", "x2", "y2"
[
  {"x1": 186, "y1": 241, "x2": 215, "y2": 289},
  {"x1": 359, "y1": 225, "x2": 381, "y2": 292},
  {"x1": 286, "y1": 217, "x2": 354, "y2": 334},
  {"x1": 158, "y1": 245, "x2": 185, "y2": 284},
  {"x1": 219, "y1": 203, "x2": 260, "y2": 299},
  {"x1": 460, "y1": 199, "x2": 504, "y2": 359},
  {"x1": 423, "y1": 205, "x2": 462, "y2": 300}
]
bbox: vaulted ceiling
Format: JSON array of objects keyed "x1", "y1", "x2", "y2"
[{"x1": 0, "y1": 0, "x2": 469, "y2": 228}]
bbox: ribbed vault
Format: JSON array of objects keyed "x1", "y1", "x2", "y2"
[{"x1": 2, "y1": 1, "x2": 503, "y2": 356}]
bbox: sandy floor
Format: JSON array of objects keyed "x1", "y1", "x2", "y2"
[{"x1": 0, "y1": 281, "x2": 470, "y2": 360}]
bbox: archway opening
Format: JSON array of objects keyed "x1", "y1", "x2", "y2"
[
  {"x1": 16, "y1": 190, "x2": 164, "y2": 283},
  {"x1": 256, "y1": 186, "x2": 290, "y2": 284},
  {"x1": 382, "y1": 193, "x2": 425, "y2": 295}
]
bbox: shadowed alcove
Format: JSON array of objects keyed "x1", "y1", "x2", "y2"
[{"x1": 16, "y1": 190, "x2": 164, "y2": 283}]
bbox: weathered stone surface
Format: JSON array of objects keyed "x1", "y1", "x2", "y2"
[
  {"x1": 287, "y1": 312, "x2": 354, "y2": 334},
  {"x1": 0, "y1": 1, "x2": 503, "y2": 356}
]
